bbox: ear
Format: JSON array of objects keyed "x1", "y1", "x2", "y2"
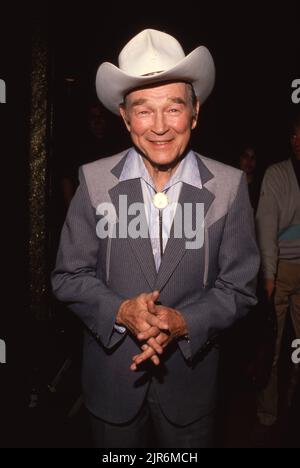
[
  {"x1": 119, "y1": 105, "x2": 131, "y2": 132},
  {"x1": 191, "y1": 100, "x2": 200, "y2": 130}
]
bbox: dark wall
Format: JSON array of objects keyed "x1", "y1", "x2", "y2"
[{"x1": 0, "y1": 4, "x2": 33, "y2": 443}]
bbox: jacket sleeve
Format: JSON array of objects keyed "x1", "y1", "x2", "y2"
[
  {"x1": 255, "y1": 168, "x2": 280, "y2": 280},
  {"x1": 51, "y1": 167, "x2": 126, "y2": 350},
  {"x1": 178, "y1": 173, "x2": 260, "y2": 361}
]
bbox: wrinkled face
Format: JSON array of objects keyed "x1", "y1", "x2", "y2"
[
  {"x1": 291, "y1": 127, "x2": 300, "y2": 160},
  {"x1": 119, "y1": 82, "x2": 199, "y2": 167},
  {"x1": 239, "y1": 148, "x2": 257, "y2": 175}
]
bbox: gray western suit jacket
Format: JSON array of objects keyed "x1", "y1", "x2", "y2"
[{"x1": 51, "y1": 149, "x2": 260, "y2": 425}]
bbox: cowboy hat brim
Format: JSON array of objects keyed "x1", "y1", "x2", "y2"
[{"x1": 96, "y1": 46, "x2": 215, "y2": 115}]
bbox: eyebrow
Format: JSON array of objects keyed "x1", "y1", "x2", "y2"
[
  {"x1": 130, "y1": 98, "x2": 148, "y2": 107},
  {"x1": 168, "y1": 97, "x2": 187, "y2": 105},
  {"x1": 129, "y1": 96, "x2": 187, "y2": 108}
]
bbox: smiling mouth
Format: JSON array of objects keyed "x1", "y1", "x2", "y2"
[{"x1": 149, "y1": 140, "x2": 173, "y2": 145}]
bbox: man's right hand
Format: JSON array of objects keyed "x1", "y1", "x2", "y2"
[
  {"x1": 116, "y1": 291, "x2": 168, "y2": 355},
  {"x1": 264, "y1": 279, "x2": 275, "y2": 299}
]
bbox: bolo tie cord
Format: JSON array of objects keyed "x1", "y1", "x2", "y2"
[
  {"x1": 159, "y1": 209, "x2": 163, "y2": 260},
  {"x1": 155, "y1": 188, "x2": 170, "y2": 261}
]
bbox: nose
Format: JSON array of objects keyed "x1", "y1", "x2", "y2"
[{"x1": 151, "y1": 111, "x2": 168, "y2": 135}]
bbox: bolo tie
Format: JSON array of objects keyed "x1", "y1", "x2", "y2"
[{"x1": 152, "y1": 190, "x2": 170, "y2": 261}]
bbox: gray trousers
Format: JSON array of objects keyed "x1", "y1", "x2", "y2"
[{"x1": 89, "y1": 383, "x2": 214, "y2": 448}]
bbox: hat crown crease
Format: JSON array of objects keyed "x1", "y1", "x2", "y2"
[{"x1": 118, "y1": 29, "x2": 186, "y2": 77}]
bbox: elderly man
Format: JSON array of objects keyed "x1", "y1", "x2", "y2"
[{"x1": 52, "y1": 29, "x2": 259, "y2": 448}]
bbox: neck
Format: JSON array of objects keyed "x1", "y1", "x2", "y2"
[
  {"x1": 246, "y1": 173, "x2": 254, "y2": 184},
  {"x1": 144, "y1": 160, "x2": 179, "y2": 192},
  {"x1": 140, "y1": 148, "x2": 189, "y2": 192}
]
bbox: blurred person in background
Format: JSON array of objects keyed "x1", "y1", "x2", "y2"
[
  {"x1": 238, "y1": 146, "x2": 261, "y2": 212},
  {"x1": 255, "y1": 114, "x2": 300, "y2": 429}
]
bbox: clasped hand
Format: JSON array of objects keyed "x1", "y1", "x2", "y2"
[{"x1": 116, "y1": 291, "x2": 188, "y2": 371}]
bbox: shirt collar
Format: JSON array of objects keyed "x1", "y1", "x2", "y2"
[{"x1": 119, "y1": 147, "x2": 202, "y2": 190}]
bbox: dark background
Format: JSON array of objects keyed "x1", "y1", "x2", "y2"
[{"x1": 0, "y1": 1, "x2": 299, "y2": 447}]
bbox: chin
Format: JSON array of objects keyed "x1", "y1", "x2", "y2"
[
  {"x1": 152, "y1": 157, "x2": 179, "y2": 169},
  {"x1": 146, "y1": 149, "x2": 182, "y2": 165}
]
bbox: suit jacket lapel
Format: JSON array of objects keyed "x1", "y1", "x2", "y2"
[{"x1": 108, "y1": 178, "x2": 157, "y2": 290}]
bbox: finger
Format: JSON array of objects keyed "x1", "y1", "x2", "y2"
[
  {"x1": 147, "y1": 299, "x2": 157, "y2": 315},
  {"x1": 145, "y1": 313, "x2": 169, "y2": 331},
  {"x1": 130, "y1": 363, "x2": 137, "y2": 371},
  {"x1": 132, "y1": 344, "x2": 153, "y2": 361},
  {"x1": 132, "y1": 351, "x2": 160, "y2": 367},
  {"x1": 130, "y1": 350, "x2": 153, "y2": 371},
  {"x1": 147, "y1": 337, "x2": 163, "y2": 355},
  {"x1": 155, "y1": 332, "x2": 171, "y2": 346},
  {"x1": 137, "y1": 326, "x2": 160, "y2": 341},
  {"x1": 131, "y1": 313, "x2": 164, "y2": 337},
  {"x1": 134, "y1": 347, "x2": 156, "y2": 366},
  {"x1": 151, "y1": 355, "x2": 160, "y2": 366},
  {"x1": 132, "y1": 348, "x2": 155, "y2": 364},
  {"x1": 151, "y1": 290, "x2": 160, "y2": 302},
  {"x1": 132, "y1": 353, "x2": 143, "y2": 361},
  {"x1": 143, "y1": 290, "x2": 159, "y2": 303},
  {"x1": 132, "y1": 344, "x2": 149, "y2": 361}
]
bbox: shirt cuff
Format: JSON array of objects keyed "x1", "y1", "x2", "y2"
[{"x1": 114, "y1": 323, "x2": 127, "y2": 334}]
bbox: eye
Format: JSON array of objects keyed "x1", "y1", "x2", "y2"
[
  {"x1": 137, "y1": 109, "x2": 150, "y2": 116},
  {"x1": 168, "y1": 108, "x2": 180, "y2": 113}
]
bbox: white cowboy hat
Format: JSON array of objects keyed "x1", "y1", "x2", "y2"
[{"x1": 96, "y1": 29, "x2": 215, "y2": 115}]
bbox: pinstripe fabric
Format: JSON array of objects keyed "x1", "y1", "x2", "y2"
[{"x1": 51, "y1": 149, "x2": 260, "y2": 425}]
